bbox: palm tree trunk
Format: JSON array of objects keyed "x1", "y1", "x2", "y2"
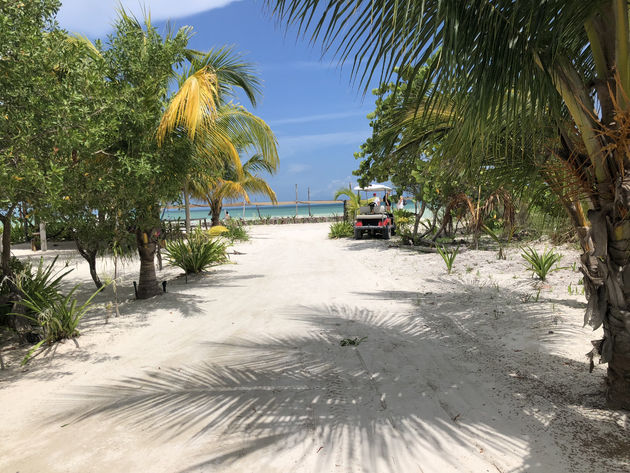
[
  {"x1": 581, "y1": 202, "x2": 630, "y2": 409},
  {"x1": 183, "y1": 179, "x2": 191, "y2": 235},
  {"x1": 136, "y1": 228, "x2": 160, "y2": 299},
  {"x1": 210, "y1": 198, "x2": 222, "y2": 227}
]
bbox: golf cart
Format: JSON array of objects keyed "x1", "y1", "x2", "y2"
[{"x1": 352, "y1": 184, "x2": 396, "y2": 240}]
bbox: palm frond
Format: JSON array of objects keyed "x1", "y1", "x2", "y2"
[{"x1": 157, "y1": 68, "x2": 220, "y2": 144}]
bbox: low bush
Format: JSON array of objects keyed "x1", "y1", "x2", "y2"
[
  {"x1": 207, "y1": 225, "x2": 229, "y2": 237},
  {"x1": 521, "y1": 246, "x2": 563, "y2": 281},
  {"x1": 165, "y1": 230, "x2": 230, "y2": 273},
  {"x1": 13, "y1": 257, "x2": 73, "y2": 309},
  {"x1": 224, "y1": 220, "x2": 249, "y2": 242},
  {"x1": 328, "y1": 221, "x2": 354, "y2": 238},
  {"x1": 17, "y1": 284, "x2": 104, "y2": 364}
]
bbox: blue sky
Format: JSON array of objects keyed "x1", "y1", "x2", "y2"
[{"x1": 57, "y1": 0, "x2": 379, "y2": 202}]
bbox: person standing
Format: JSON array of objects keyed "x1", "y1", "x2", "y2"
[
  {"x1": 397, "y1": 196, "x2": 405, "y2": 210},
  {"x1": 383, "y1": 193, "x2": 391, "y2": 212}
]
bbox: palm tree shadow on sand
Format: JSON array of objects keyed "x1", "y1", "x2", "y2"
[{"x1": 50, "y1": 300, "x2": 628, "y2": 473}]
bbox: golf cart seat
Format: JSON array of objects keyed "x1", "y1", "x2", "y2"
[{"x1": 359, "y1": 204, "x2": 385, "y2": 215}]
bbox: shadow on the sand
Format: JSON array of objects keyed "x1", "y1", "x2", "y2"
[{"x1": 48, "y1": 298, "x2": 628, "y2": 472}]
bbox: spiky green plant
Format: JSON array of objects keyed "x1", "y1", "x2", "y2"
[
  {"x1": 13, "y1": 256, "x2": 73, "y2": 310},
  {"x1": 224, "y1": 220, "x2": 249, "y2": 242},
  {"x1": 165, "y1": 230, "x2": 230, "y2": 274},
  {"x1": 328, "y1": 221, "x2": 354, "y2": 239},
  {"x1": 16, "y1": 284, "x2": 105, "y2": 365},
  {"x1": 436, "y1": 245, "x2": 460, "y2": 274},
  {"x1": 521, "y1": 247, "x2": 562, "y2": 281}
]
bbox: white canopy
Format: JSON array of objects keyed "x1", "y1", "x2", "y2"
[{"x1": 353, "y1": 184, "x2": 392, "y2": 192}]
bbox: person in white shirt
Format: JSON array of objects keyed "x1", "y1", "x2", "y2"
[{"x1": 397, "y1": 196, "x2": 405, "y2": 210}]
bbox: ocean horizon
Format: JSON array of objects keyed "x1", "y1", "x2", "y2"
[{"x1": 162, "y1": 202, "x2": 423, "y2": 221}]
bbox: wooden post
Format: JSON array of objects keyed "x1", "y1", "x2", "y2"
[
  {"x1": 308, "y1": 187, "x2": 312, "y2": 217},
  {"x1": 39, "y1": 222, "x2": 47, "y2": 251},
  {"x1": 295, "y1": 184, "x2": 298, "y2": 217},
  {"x1": 343, "y1": 200, "x2": 347, "y2": 223}
]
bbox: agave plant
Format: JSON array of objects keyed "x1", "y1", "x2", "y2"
[
  {"x1": 13, "y1": 256, "x2": 73, "y2": 312},
  {"x1": 16, "y1": 283, "x2": 105, "y2": 365},
  {"x1": 521, "y1": 247, "x2": 563, "y2": 281},
  {"x1": 165, "y1": 230, "x2": 230, "y2": 274}
]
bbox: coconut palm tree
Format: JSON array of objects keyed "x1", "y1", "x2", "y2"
[
  {"x1": 142, "y1": 48, "x2": 264, "y2": 298},
  {"x1": 269, "y1": 0, "x2": 630, "y2": 407},
  {"x1": 159, "y1": 50, "x2": 275, "y2": 235},
  {"x1": 333, "y1": 188, "x2": 366, "y2": 220},
  {"x1": 192, "y1": 152, "x2": 278, "y2": 227}
]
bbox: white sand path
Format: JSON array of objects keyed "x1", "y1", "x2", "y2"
[{"x1": 0, "y1": 223, "x2": 628, "y2": 472}]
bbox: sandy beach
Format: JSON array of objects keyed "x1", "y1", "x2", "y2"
[{"x1": 0, "y1": 223, "x2": 628, "y2": 472}]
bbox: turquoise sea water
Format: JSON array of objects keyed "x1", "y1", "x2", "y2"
[{"x1": 162, "y1": 202, "x2": 421, "y2": 221}]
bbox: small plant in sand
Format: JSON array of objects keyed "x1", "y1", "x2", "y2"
[
  {"x1": 328, "y1": 221, "x2": 354, "y2": 239},
  {"x1": 13, "y1": 256, "x2": 73, "y2": 310},
  {"x1": 165, "y1": 229, "x2": 230, "y2": 274},
  {"x1": 521, "y1": 246, "x2": 562, "y2": 281},
  {"x1": 16, "y1": 284, "x2": 105, "y2": 365},
  {"x1": 568, "y1": 282, "x2": 585, "y2": 296},
  {"x1": 223, "y1": 220, "x2": 249, "y2": 242},
  {"x1": 340, "y1": 336, "x2": 367, "y2": 346},
  {"x1": 436, "y1": 245, "x2": 460, "y2": 274},
  {"x1": 482, "y1": 224, "x2": 516, "y2": 260}
]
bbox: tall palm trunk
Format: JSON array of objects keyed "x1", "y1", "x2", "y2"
[
  {"x1": 581, "y1": 203, "x2": 630, "y2": 409},
  {"x1": 135, "y1": 228, "x2": 160, "y2": 299},
  {"x1": 183, "y1": 179, "x2": 191, "y2": 235},
  {"x1": 209, "y1": 197, "x2": 222, "y2": 227}
]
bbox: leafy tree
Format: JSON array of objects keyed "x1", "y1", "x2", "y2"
[
  {"x1": 0, "y1": 0, "x2": 73, "y2": 277},
  {"x1": 270, "y1": 0, "x2": 630, "y2": 407}
]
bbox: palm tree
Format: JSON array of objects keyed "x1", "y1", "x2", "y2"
[
  {"x1": 192, "y1": 153, "x2": 278, "y2": 227},
  {"x1": 144, "y1": 48, "x2": 264, "y2": 298},
  {"x1": 159, "y1": 50, "x2": 274, "y2": 235},
  {"x1": 269, "y1": 0, "x2": 630, "y2": 407},
  {"x1": 333, "y1": 188, "x2": 366, "y2": 220}
]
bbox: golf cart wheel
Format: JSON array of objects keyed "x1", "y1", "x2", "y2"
[
  {"x1": 354, "y1": 229, "x2": 362, "y2": 240},
  {"x1": 383, "y1": 226, "x2": 391, "y2": 240}
]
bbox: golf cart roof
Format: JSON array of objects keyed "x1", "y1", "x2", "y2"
[{"x1": 353, "y1": 184, "x2": 392, "y2": 192}]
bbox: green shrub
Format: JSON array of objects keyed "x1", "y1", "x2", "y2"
[
  {"x1": 436, "y1": 245, "x2": 460, "y2": 274},
  {"x1": 393, "y1": 209, "x2": 414, "y2": 220},
  {"x1": 17, "y1": 284, "x2": 105, "y2": 365},
  {"x1": 521, "y1": 246, "x2": 563, "y2": 281},
  {"x1": 328, "y1": 221, "x2": 354, "y2": 238},
  {"x1": 224, "y1": 220, "x2": 249, "y2": 242},
  {"x1": 165, "y1": 230, "x2": 230, "y2": 273},
  {"x1": 13, "y1": 256, "x2": 73, "y2": 310}
]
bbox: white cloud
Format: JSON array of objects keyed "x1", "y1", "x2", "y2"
[
  {"x1": 268, "y1": 110, "x2": 367, "y2": 126},
  {"x1": 308, "y1": 176, "x2": 356, "y2": 199},
  {"x1": 286, "y1": 163, "x2": 312, "y2": 174},
  {"x1": 57, "y1": 0, "x2": 241, "y2": 36},
  {"x1": 278, "y1": 130, "x2": 370, "y2": 158}
]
